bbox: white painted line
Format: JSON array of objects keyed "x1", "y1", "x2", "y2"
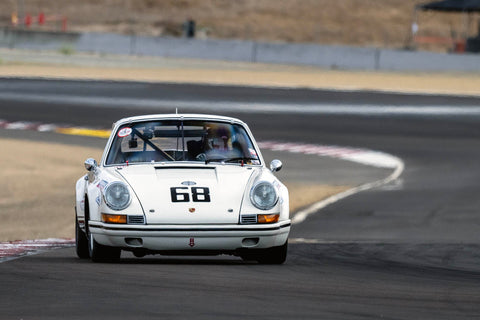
[
  {"x1": 0, "y1": 92, "x2": 480, "y2": 116},
  {"x1": 289, "y1": 238, "x2": 399, "y2": 244},
  {"x1": 290, "y1": 238, "x2": 363, "y2": 244}
]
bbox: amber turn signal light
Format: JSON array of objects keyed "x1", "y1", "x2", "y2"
[
  {"x1": 102, "y1": 213, "x2": 127, "y2": 224},
  {"x1": 257, "y1": 214, "x2": 279, "y2": 224}
]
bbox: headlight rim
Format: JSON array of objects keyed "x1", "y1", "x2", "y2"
[
  {"x1": 103, "y1": 181, "x2": 131, "y2": 211},
  {"x1": 250, "y1": 181, "x2": 279, "y2": 211}
]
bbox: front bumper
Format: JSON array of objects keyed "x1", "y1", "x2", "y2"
[{"x1": 89, "y1": 220, "x2": 291, "y2": 252}]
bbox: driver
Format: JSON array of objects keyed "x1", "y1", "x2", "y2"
[{"x1": 196, "y1": 124, "x2": 246, "y2": 162}]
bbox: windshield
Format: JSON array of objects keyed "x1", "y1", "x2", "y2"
[{"x1": 105, "y1": 119, "x2": 261, "y2": 166}]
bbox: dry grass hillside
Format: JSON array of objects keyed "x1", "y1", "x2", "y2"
[{"x1": 2, "y1": 0, "x2": 480, "y2": 52}]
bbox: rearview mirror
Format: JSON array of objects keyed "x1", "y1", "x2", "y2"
[
  {"x1": 270, "y1": 159, "x2": 283, "y2": 172},
  {"x1": 128, "y1": 139, "x2": 138, "y2": 149},
  {"x1": 84, "y1": 158, "x2": 98, "y2": 172}
]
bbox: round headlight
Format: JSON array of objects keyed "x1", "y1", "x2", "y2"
[
  {"x1": 104, "y1": 182, "x2": 131, "y2": 211},
  {"x1": 250, "y1": 182, "x2": 278, "y2": 210}
]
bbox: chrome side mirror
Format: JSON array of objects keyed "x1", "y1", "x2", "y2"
[
  {"x1": 84, "y1": 158, "x2": 98, "y2": 172},
  {"x1": 270, "y1": 159, "x2": 283, "y2": 172}
]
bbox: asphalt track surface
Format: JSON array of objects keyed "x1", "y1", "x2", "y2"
[{"x1": 1, "y1": 79, "x2": 480, "y2": 319}]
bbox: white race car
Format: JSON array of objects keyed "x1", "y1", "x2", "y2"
[{"x1": 75, "y1": 114, "x2": 290, "y2": 263}]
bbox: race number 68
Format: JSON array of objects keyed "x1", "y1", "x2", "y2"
[{"x1": 170, "y1": 187, "x2": 211, "y2": 202}]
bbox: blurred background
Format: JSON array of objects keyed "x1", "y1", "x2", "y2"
[
  {"x1": 2, "y1": 0, "x2": 480, "y2": 53},
  {"x1": 2, "y1": 2, "x2": 480, "y2": 317}
]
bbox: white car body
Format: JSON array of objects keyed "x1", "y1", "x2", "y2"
[{"x1": 75, "y1": 114, "x2": 290, "y2": 263}]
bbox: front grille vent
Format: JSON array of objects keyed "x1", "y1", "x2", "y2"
[
  {"x1": 241, "y1": 215, "x2": 257, "y2": 224},
  {"x1": 127, "y1": 215, "x2": 145, "y2": 224}
]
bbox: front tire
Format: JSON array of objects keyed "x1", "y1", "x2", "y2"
[
  {"x1": 83, "y1": 197, "x2": 121, "y2": 263},
  {"x1": 241, "y1": 241, "x2": 288, "y2": 264},
  {"x1": 88, "y1": 232, "x2": 121, "y2": 263},
  {"x1": 75, "y1": 214, "x2": 89, "y2": 259}
]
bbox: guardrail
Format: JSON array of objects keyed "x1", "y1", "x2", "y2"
[{"x1": 1, "y1": 28, "x2": 480, "y2": 72}]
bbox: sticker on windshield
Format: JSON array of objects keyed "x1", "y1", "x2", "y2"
[
  {"x1": 249, "y1": 148, "x2": 257, "y2": 157},
  {"x1": 118, "y1": 127, "x2": 132, "y2": 138}
]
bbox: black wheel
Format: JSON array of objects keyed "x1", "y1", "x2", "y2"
[
  {"x1": 88, "y1": 231, "x2": 121, "y2": 263},
  {"x1": 83, "y1": 197, "x2": 121, "y2": 263},
  {"x1": 241, "y1": 241, "x2": 288, "y2": 264},
  {"x1": 75, "y1": 214, "x2": 89, "y2": 259},
  {"x1": 257, "y1": 241, "x2": 288, "y2": 264}
]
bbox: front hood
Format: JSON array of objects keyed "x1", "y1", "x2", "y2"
[{"x1": 116, "y1": 164, "x2": 257, "y2": 224}]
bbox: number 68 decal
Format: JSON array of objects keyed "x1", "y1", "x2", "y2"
[{"x1": 170, "y1": 187, "x2": 211, "y2": 202}]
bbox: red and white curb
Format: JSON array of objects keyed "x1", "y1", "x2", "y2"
[
  {"x1": 0, "y1": 239, "x2": 75, "y2": 263},
  {"x1": 257, "y1": 141, "x2": 401, "y2": 169},
  {"x1": 0, "y1": 120, "x2": 404, "y2": 260},
  {"x1": 0, "y1": 119, "x2": 111, "y2": 138},
  {"x1": 1, "y1": 120, "x2": 60, "y2": 132}
]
